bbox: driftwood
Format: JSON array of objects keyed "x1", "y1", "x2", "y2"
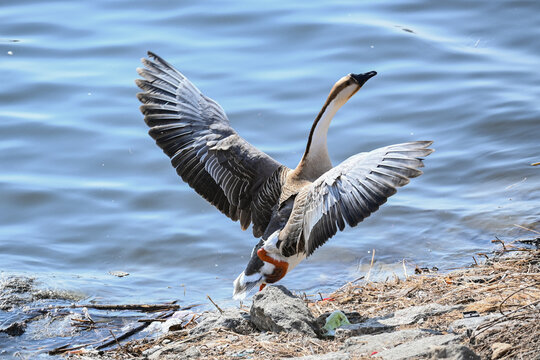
[
  {"x1": 96, "y1": 310, "x2": 175, "y2": 350},
  {"x1": 42, "y1": 302, "x2": 200, "y2": 312},
  {"x1": 48, "y1": 303, "x2": 198, "y2": 355}
]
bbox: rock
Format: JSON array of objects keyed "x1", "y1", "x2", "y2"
[
  {"x1": 290, "y1": 352, "x2": 350, "y2": 359},
  {"x1": 183, "y1": 346, "x2": 201, "y2": 358},
  {"x1": 490, "y1": 342, "x2": 512, "y2": 359},
  {"x1": 448, "y1": 314, "x2": 500, "y2": 333},
  {"x1": 424, "y1": 344, "x2": 480, "y2": 359},
  {"x1": 0, "y1": 321, "x2": 26, "y2": 336},
  {"x1": 142, "y1": 345, "x2": 162, "y2": 356},
  {"x1": 234, "y1": 348, "x2": 255, "y2": 357},
  {"x1": 250, "y1": 285, "x2": 320, "y2": 337},
  {"x1": 342, "y1": 328, "x2": 432, "y2": 355},
  {"x1": 341, "y1": 329, "x2": 468, "y2": 359},
  {"x1": 335, "y1": 318, "x2": 394, "y2": 338},
  {"x1": 190, "y1": 308, "x2": 254, "y2": 335},
  {"x1": 377, "y1": 333, "x2": 463, "y2": 359},
  {"x1": 148, "y1": 343, "x2": 188, "y2": 360},
  {"x1": 378, "y1": 303, "x2": 462, "y2": 327}
]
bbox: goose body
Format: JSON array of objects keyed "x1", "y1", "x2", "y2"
[{"x1": 136, "y1": 52, "x2": 434, "y2": 299}]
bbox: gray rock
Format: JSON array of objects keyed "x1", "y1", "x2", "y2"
[
  {"x1": 148, "y1": 343, "x2": 188, "y2": 360},
  {"x1": 142, "y1": 345, "x2": 162, "y2": 357},
  {"x1": 342, "y1": 328, "x2": 432, "y2": 355},
  {"x1": 340, "y1": 329, "x2": 474, "y2": 359},
  {"x1": 190, "y1": 308, "x2": 254, "y2": 335},
  {"x1": 377, "y1": 333, "x2": 462, "y2": 359},
  {"x1": 290, "y1": 352, "x2": 350, "y2": 359},
  {"x1": 0, "y1": 321, "x2": 26, "y2": 336},
  {"x1": 490, "y1": 342, "x2": 512, "y2": 359},
  {"x1": 250, "y1": 285, "x2": 320, "y2": 337},
  {"x1": 448, "y1": 314, "x2": 500, "y2": 333},
  {"x1": 378, "y1": 303, "x2": 463, "y2": 327},
  {"x1": 423, "y1": 344, "x2": 480, "y2": 360},
  {"x1": 335, "y1": 318, "x2": 394, "y2": 338}
]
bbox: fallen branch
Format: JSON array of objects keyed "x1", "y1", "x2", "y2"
[{"x1": 36, "y1": 302, "x2": 200, "y2": 313}]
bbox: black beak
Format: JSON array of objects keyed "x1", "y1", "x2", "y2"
[{"x1": 350, "y1": 71, "x2": 377, "y2": 85}]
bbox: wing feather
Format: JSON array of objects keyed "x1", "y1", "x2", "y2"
[
  {"x1": 280, "y1": 141, "x2": 433, "y2": 256},
  {"x1": 137, "y1": 52, "x2": 287, "y2": 236}
]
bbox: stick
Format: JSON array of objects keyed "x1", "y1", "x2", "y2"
[
  {"x1": 108, "y1": 329, "x2": 125, "y2": 351},
  {"x1": 137, "y1": 318, "x2": 167, "y2": 323},
  {"x1": 207, "y1": 295, "x2": 224, "y2": 314},
  {"x1": 402, "y1": 259, "x2": 408, "y2": 280},
  {"x1": 184, "y1": 313, "x2": 199, "y2": 328},
  {"x1": 34, "y1": 302, "x2": 200, "y2": 313},
  {"x1": 49, "y1": 339, "x2": 110, "y2": 355},
  {"x1": 498, "y1": 281, "x2": 540, "y2": 316},
  {"x1": 365, "y1": 249, "x2": 376, "y2": 282},
  {"x1": 513, "y1": 224, "x2": 540, "y2": 235}
]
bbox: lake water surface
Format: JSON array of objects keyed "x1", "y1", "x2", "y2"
[{"x1": 1, "y1": 0, "x2": 539, "y2": 356}]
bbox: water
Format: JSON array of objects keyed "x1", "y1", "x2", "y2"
[{"x1": 1, "y1": 0, "x2": 539, "y2": 356}]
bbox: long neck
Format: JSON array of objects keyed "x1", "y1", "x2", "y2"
[{"x1": 294, "y1": 97, "x2": 342, "y2": 180}]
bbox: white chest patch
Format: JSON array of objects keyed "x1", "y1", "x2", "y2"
[{"x1": 262, "y1": 231, "x2": 306, "y2": 273}]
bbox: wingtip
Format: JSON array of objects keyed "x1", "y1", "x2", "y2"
[
  {"x1": 134, "y1": 78, "x2": 144, "y2": 89},
  {"x1": 415, "y1": 140, "x2": 434, "y2": 149}
]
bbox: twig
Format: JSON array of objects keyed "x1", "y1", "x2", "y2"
[
  {"x1": 513, "y1": 224, "x2": 540, "y2": 235},
  {"x1": 499, "y1": 281, "x2": 540, "y2": 316},
  {"x1": 137, "y1": 318, "x2": 167, "y2": 323},
  {"x1": 365, "y1": 249, "x2": 376, "y2": 282},
  {"x1": 184, "y1": 313, "x2": 199, "y2": 328},
  {"x1": 308, "y1": 339, "x2": 324, "y2": 350},
  {"x1": 107, "y1": 329, "x2": 125, "y2": 352},
  {"x1": 172, "y1": 331, "x2": 208, "y2": 345},
  {"x1": 491, "y1": 237, "x2": 507, "y2": 251},
  {"x1": 207, "y1": 295, "x2": 224, "y2": 314},
  {"x1": 402, "y1": 259, "x2": 408, "y2": 280},
  {"x1": 473, "y1": 299, "x2": 540, "y2": 339},
  {"x1": 476, "y1": 253, "x2": 489, "y2": 260},
  {"x1": 49, "y1": 339, "x2": 110, "y2": 355}
]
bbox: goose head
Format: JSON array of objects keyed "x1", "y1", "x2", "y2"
[{"x1": 330, "y1": 71, "x2": 378, "y2": 107}]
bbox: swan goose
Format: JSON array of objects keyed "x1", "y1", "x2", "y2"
[{"x1": 136, "y1": 52, "x2": 434, "y2": 299}]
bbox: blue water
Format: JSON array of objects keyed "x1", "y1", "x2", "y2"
[{"x1": 1, "y1": 0, "x2": 539, "y2": 355}]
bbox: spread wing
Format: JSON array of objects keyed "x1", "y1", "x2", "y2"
[
  {"x1": 136, "y1": 52, "x2": 286, "y2": 237},
  {"x1": 279, "y1": 141, "x2": 433, "y2": 257}
]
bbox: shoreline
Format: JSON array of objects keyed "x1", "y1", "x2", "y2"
[{"x1": 65, "y1": 237, "x2": 539, "y2": 359}]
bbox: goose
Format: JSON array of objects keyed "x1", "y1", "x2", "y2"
[{"x1": 136, "y1": 52, "x2": 433, "y2": 299}]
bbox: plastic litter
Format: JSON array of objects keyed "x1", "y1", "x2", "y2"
[{"x1": 322, "y1": 310, "x2": 351, "y2": 336}]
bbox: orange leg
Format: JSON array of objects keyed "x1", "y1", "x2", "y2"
[{"x1": 257, "y1": 248, "x2": 289, "y2": 287}]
